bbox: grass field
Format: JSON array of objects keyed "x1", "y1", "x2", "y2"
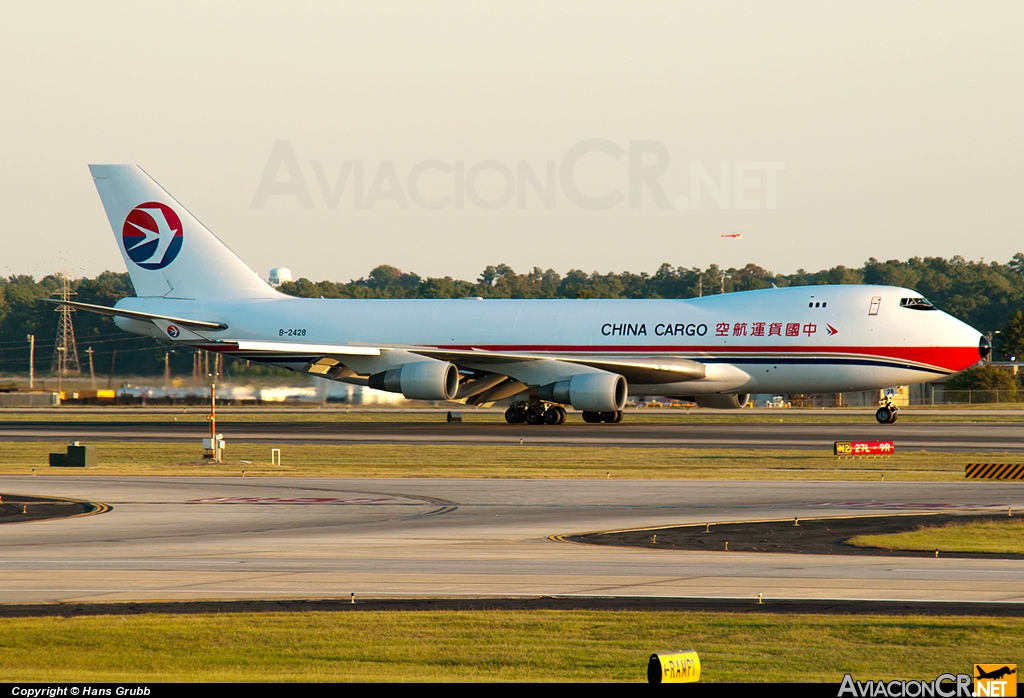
[
  {"x1": 0, "y1": 610, "x2": 1019, "y2": 682},
  {"x1": 0, "y1": 440, "x2": 1003, "y2": 480},
  {"x1": 849, "y1": 519, "x2": 1024, "y2": 554}
]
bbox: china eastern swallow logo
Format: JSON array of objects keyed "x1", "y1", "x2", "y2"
[
  {"x1": 122, "y1": 202, "x2": 183, "y2": 270},
  {"x1": 826, "y1": 324, "x2": 839, "y2": 336},
  {"x1": 166, "y1": 325, "x2": 180, "y2": 339}
]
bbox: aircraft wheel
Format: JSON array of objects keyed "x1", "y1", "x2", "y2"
[
  {"x1": 555, "y1": 406, "x2": 567, "y2": 424},
  {"x1": 582, "y1": 411, "x2": 602, "y2": 423},
  {"x1": 505, "y1": 407, "x2": 522, "y2": 424},
  {"x1": 543, "y1": 408, "x2": 561, "y2": 425},
  {"x1": 888, "y1": 409, "x2": 899, "y2": 424},
  {"x1": 875, "y1": 407, "x2": 894, "y2": 424},
  {"x1": 525, "y1": 408, "x2": 544, "y2": 425},
  {"x1": 611, "y1": 410, "x2": 623, "y2": 423},
  {"x1": 600, "y1": 411, "x2": 618, "y2": 423}
]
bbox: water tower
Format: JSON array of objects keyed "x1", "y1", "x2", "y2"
[{"x1": 269, "y1": 267, "x2": 292, "y2": 287}]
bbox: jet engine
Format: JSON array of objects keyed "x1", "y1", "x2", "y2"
[
  {"x1": 538, "y1": 372, "x2": 627, "y2": 412},
  {"x1": 692, "y1": 393, "x2": 749, "y2": 409},
  {"x1": 368, "y1": 361, "x2": 459, "y2": 401}
]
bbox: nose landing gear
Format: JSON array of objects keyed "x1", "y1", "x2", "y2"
[
  {"x1": 875, "y1": 406, "x2": 898, "y2": 424},
  {"x1": 875, "y1": 390, "x2": 899, "y2": 424}
]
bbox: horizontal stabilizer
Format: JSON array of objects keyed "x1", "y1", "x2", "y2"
[{"x1": 44, "y1": 299, "x2": 228, "y2": 330}]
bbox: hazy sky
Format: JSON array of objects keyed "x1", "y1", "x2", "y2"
[{"x1": 1, "y1": 2, "x2": 1022, "y2": 283}]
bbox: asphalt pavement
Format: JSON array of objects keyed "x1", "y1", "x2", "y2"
[
  {"x1": 1, "y1": 418, "x2": 1022, "y2": 451},
  {"x1": 1, "y1": 477, "x2": 1021, "y2": 606}
]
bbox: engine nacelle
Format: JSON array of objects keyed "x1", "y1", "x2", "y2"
[
  {"x1": 368, "y1": 361, "x2": 459, "y2": 401},
  {"x1": 692, "y1": 393, "x2": 749, "y2": 409},
  {"x1": 538, "y1": 372, "x2": 627, "y2": 412}
]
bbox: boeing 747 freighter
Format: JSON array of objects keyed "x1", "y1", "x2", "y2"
[{"x1": 58, "y1": 165, "x2": 988, "y2": 425}]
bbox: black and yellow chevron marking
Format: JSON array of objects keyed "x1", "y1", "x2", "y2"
[{"x1": 965, "y1": 463, "x2": 1024, "y2": 480}]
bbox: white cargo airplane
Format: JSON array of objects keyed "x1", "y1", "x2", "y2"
[{"x1": 62, "y1": 165, "x2": 988, "y2": 425}]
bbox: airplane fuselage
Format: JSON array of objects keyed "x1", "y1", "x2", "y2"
[{"x1": 116, "y1": 283, "x2": 984, "y2": 398}]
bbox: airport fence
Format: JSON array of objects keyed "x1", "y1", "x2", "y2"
[{"x1": 932, "y1": 389, "x2": 1021, "y2": 404}]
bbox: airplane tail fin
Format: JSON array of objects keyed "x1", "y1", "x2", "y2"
[{"x1": 89, "y1": 164, "x2": 277, "y2": 300}]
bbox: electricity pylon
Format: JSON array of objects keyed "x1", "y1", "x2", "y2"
[{"x1": 51, "y1": 272, "x2": 81, "y2": 376}]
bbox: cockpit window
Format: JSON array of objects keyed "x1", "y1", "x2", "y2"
[{"x1": 900, "y1": 297, "x2": 936, "y2": 310}]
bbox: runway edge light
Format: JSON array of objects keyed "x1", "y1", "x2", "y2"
[{"x1": 647, "y1": 650, "x2": 701, "y2": 684}]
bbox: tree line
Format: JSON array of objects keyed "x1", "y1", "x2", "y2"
[{"x1": 1, "y1": 254, "x2": 1022, "y2": 379}]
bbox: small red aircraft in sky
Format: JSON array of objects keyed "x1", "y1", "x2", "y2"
[{"x1": 721, "y1": 232, "x2": 742, "y2": 239}]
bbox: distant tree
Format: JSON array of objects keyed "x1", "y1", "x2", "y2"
[
  {"x1": 557, "y1": 269, "x2": 595, "y2": 299},
  {"x1": 278, "y1": 278, "x2": 323, "y2": 298},
  {"x1": 997, "y1": 309, "x2": 1024, "y2": 362},
  {"x1": 863, "y1": 257, "x2": 921, "y2": 289},
  {"x1": 945, "y1": 365, "x2": 1020, "y2": 402},
  {"x1": 731, "y1": 263, "x2": 774, "y2": 291},
  {"x1": 420, "y1": 276, "x2": 474, "y2": 299},
  {"x1": 92, "y1": 251, "x2": 1024, "y2": 376}
]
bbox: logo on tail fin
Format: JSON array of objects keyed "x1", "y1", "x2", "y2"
[{"x1": 122, "y1": 202, "x2": 183, "y2": 270}]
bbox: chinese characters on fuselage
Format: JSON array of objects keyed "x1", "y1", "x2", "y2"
[
  {"x1": 716, "y1": 322, "x2": 817, "y2": 337},
  {"x1": 600, "y1": 322, "x2": 818, "y2": 338}
]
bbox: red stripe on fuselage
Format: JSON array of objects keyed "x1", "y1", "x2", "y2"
[
  {"x1": 434, "y1": 345, "x2": 980, "y2": 373},
  {"x1": 194, "y1": 343, "x2": 980, "y2": 374}
]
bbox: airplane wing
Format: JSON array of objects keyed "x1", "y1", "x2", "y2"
[
  {"x1": 211, "y1": 341, "x2": 705, "y2": 385},
  {"x1": 409, "y1": 348, "x2": 706, "y2": 384}
]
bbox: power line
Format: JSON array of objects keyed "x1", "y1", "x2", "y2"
[{"x1": 0, "y1": 329, "x2": 126, "y2": 348}]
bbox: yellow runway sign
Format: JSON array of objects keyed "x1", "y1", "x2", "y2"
[{"x1": 647, "y1": 650, "x2": 700, "y2": 684}]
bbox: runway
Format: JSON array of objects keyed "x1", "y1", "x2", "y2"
[
  {"x1": 2, "y1": 419, "x2": 1023, "y2": 451},
  {"x1": 1, "y1": 476, "x2": 1022, "y2": 606}
]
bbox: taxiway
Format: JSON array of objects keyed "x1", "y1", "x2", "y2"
[{"x1": 1, "y1": 477, "x2": 1022, "y2": 606}]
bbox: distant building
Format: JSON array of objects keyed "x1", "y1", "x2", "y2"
[{"x1": 269, "y1": 267, "x2": 292, "y2": 287}]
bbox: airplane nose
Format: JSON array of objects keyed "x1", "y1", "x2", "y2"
[{"x1": 979, "y1": 335, "x2": 991, "y2": 361}]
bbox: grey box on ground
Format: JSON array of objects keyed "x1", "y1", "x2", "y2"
[
  {"x1": 0, "y1": 392, "x2": 60, "y2": 407},
  {"x1": 49, "y1": 444, "x2": 96, "y2": 467}
]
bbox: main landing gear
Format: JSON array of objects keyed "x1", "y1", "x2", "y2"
[
  {"x1": 504, "y1": 401, "x2": 623, "y2": 425},
  {"x1": 582, "y1": 410, "x2": 623, "y2": 423},
  {"x1": 505, "y1": 401, "x2": 567, "y2": 425}
]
